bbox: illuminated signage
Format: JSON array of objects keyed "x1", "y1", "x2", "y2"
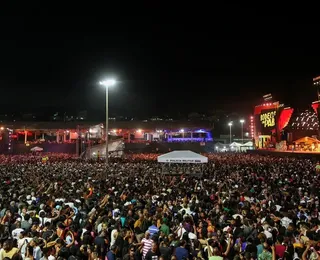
[{"x1": 260, "y1": 111, "x2": 276, "y2": 128}]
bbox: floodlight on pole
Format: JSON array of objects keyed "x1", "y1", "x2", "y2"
[
  {"x1": 240, "y1": 119, "x2": 245, "y2": 144},
  {"x1": 99, "y1": 79, "x2": 116, "y2": 87},
  {"x1": 99, "y1": 78, "x2": 117, "y2": 164},
  {"x1": 228, "y1": 122, "x2": 233, "y2": 144}
]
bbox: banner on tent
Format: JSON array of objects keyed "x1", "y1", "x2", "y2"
[{"x1": 165, "y1": 159, "x2": 203, "y2": 163}]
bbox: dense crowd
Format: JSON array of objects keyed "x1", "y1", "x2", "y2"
[{"x1": 0, "y1": 153, "x2": 319, "y2": 260}]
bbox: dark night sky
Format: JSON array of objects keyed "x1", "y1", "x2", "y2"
[{"x1": 0, "y1": 5, "x2": 319, "y2": 118}]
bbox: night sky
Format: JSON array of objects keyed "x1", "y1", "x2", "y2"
[{"x1": 1, "y1": 6, "x2": 319, "y2": 118}]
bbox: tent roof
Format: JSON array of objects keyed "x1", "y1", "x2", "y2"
[
  {"x1": 243, "y1": 141, "x2": 253, "y2": 146},
  {"x1": 30, "y1": 146, "x2": 43, "y2": 151},
  {"x1": 294, "y1": 136, "x2": 320, "y2": 144},
  {"x1": 157, "y1": 150, "x2": 208, "y2": 164},
  {"x1": 230, "y1": 142, "x2": 242, "y2": 147}
]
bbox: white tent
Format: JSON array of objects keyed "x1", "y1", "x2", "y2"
[
  {"x1": 230, "y1": 142, "x2": 242, "y2": 147},
  {"x1": 157, "y1": 150, "x2": 208, "y2": 164},
  {"x1": 230, "y1": 142, "x2": 242, "y2": 152},
  {"x1": 243, "y1": 141, "x2": 253, "y2": 147},
  {"x1": 30, "y1": 146, "x2": 43, "y2": 152},
  {"x1": 240, "y1": 141, "x2": 254, "y2": 152}
]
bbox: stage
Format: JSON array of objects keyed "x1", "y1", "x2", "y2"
[{"x1": 247, "y1": 149, "x2": 320, "y2": 159}]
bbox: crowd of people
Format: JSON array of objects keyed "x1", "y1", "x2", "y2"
[{"x1": 0, "y1": 152, "x2": 319, "y2": 260}]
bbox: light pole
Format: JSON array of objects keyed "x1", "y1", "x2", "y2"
[
  {"x1": 99, "y1": 79, "x2": 116, "y2": 164},
  {"x1": 240, "y1": 119, "x2": 245, "y2": 144},
  {"x1": 228, "y1": 122, "x2": 233, "y2": 144},
  {"x1": 180, "y1": 128, "x2": 184, "y2": 138}
]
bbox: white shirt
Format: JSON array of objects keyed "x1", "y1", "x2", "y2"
[
  {"x1": 177, "y1": 225, "x2": 187, "y2": 240},
  {"x1": 64, "y1": 202, "x2": 74, "y2": 208},
  {"x1": 276, "y1": 205, "x2": 282, "y2": 211},
  {"x1": 18, "y1": 237, "x2": 32, "y2": 258},
  {"x1": 97, "y1": 223, "x2": 103, "y2": 234},
  {"x1": 264, "y1": 230, "x2": 273, "y2": 239},
  {"x1": 65, "y1": 234, "x2": 73, "y2": 245},
  {"x1": 110, "y1": 229, "x2": 118, "y2": 246},
  {"x1": 33, "y1": 246, "x2": 42, "y2": 260},
  {"x1": 81, "y1": 228, "x2": 87, "y2": 240},
  {"x1": 179, "y1": 206, "x2": 192, "y2": 215},
  {"x1": 281, "y1": 217, "x2": 292, "y2": 229},
  {"x1": 39, "y1": 217, "x2": 51, "y2": 227},
  {"x1": 12, "y1": 228, "x2": 24, "y2": 240}
]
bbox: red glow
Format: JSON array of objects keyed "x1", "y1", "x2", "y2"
[
  {"x1": 312, "y1": 102, "x2": 319, "y2": 114},
  {"x1": 278, "y1": 108, "x2": 294, "y2": 131},
  {"x1": 17, "y1": 131, "x2": 33, "y2": 136}
]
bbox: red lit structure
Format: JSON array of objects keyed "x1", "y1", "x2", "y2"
[
  {"x1": 252, "y1": 77, "x2": 320, "y2": 151},
  {"x1": 0, "y1": 120, "x2": 213, "y2": 145},
  {"x1": 253, "y1": 97, "x2": 293, "y2": 148},
  {"x1": 250, "y1": 116, "x2": 254, "y2": 139}
]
